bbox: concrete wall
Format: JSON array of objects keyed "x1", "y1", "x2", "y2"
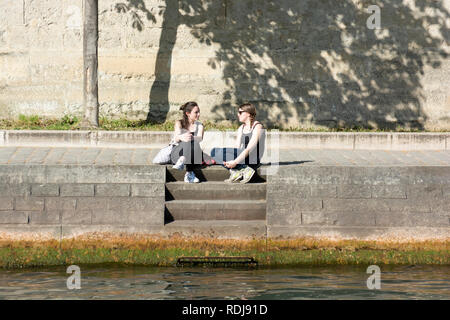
[
  {"x1": 0, "y1": 0, "x2": 449, "y2": 128},
  {"x1": 1, "y1": 162, "x2": 449, "y2": 240},
  {"x1": 0, "y1": 164, "x2": 166, "y2": 239},
  {"x1": 2, "y1": 130, "x2": 450, "y2": 150},
  {"x1": 267, "y1": 165, "x2": 450, "y2": 240}
]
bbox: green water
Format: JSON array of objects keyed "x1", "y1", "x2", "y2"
[{"x1": 0, "y1": 265, "x2": 448, "y2": 300}]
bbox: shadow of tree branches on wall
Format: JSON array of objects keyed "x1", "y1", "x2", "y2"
[{"x1": 117, "y1": 0, "x2": 449, "y2": 129}]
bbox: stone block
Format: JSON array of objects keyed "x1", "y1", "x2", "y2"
[
  {"x1": 29, "y1": 52, "x2": 82, "y2": 83},
  {"x1": 60, "y1": 184, "x2": 95, "y2": 197},
  {"x1": 310, "y1": 185, "x2": 337, "y2": 198},
  {"x1": 0, "y1": 211, "x2": 28, "y2": 224},
  {"x1": 32, "y1": 184, "x2": 60, "y2": 197},
  {"x1": 15, "y1": 198, "x2": 44, "y2": 211},
  {"x1": 371, "y1": 185, "x2": 407, "y2": 199},
  {"x1": 392, "y1": 133, "x2": 447, "y2": 151},
  {"x1": 302, "y1": 211, "x2": 376, "y2": 226},
  {"x1": 267, "y1": 199, "x2": 322, "y2": 218},
  {"x1": 0, "y1": 53, "x2": 30, "y2": 85},
  {"x1": 29, "y1": 210, "x2": 61, "y2": 224},
  {"x1": 128, "y1": 208, "x2": 165, "y2": 226},
  {"x1": 45, "y1": 198, "x2": 77, "y2": 211},
  {"x1": 43, "y1": 165, "x2": 165, "y2": 184},
  {"x1": 407, "y1": 185, "x2": 443, "y2": 199},
  {"x1": 322, "y1": 199, "x2": 391, "y2": 212},
  {"x1": 273, "y1": 166, "x2": 348, "y2": 185},
  {"x1": 267, "y1": 184, "x2": 310, "y2": 198},
  {"x1": 276, "y1": 132, "x2": 355, "y2": 150},
  {"x1": 0, "y1": 184, "x2": 30, "y2": 196},
  {"x1": 91, "y1": 210, "x2": 128, "y2": 225},
  {"x1": 131, "y1": 184, "x2": 165, "y2": 197},
  {"x1": 1, "y1": 0, "x2": 23, "y2": 26},
  {"x1": 387, "y1": 199, "x2": 432, "y2": 213},
  {"x1": 376, "y1": 211, "x2": 449, "y2": 227},
  {"x1": 76, "y1": 197, "x2": 107, "y2": 211},
  {"x1": 95, "y1": 184, "x2": 130, "y2": 197},
  {"x1": 337, "y1": 185, "x2": 371, "y2": 198},
  {"x1": 429, "y1": 199, "x2": 450, "y2": 212},
  {"x1": 106, "y1": 197, "x2": 164, "y2": 212},
  {"x1": 354, "y1": 133, "x2": 392, "y2": 150},
  {"x1": 5, "y1": 131, "x2": 92, "y2": 146},
  {"x1": 61, "y1": 210, "x2": 92, "y2": 225},
  {"x1": 347, "y1": 167, "x2": 409, "y2": 185},
  {"x1": 266, "y1": 210, "x2": 302, "y2": 226},
  {"x1": 0, "y1": 198, "x2": 14, "y2": 210},
  {"x1": 444, "y1": 186, "x2": 450, "y2": 198},
  {"x1": 408, "y1": 167, "x2": 450, "y2": 185}
]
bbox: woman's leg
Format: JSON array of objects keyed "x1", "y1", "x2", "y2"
[
  {"x1": 170, "y1": 143, "x2": 185, "y2": 165},
  {"x1": 211, "y1": 148, "x2": 244, "y2": 166}
]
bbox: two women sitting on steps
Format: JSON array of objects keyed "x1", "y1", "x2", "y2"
[{"x1": 170, "y1": 102, "x2": 265, "y2": 184}]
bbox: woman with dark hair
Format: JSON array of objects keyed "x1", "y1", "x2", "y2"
[
  {"x1": 171, "y1": 102, "x2": 214, "y2": 183},
  {"x1": 212, "y1": 103, "x2": 265, "y2": 183}
]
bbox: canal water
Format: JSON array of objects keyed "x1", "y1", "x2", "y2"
[{"x1": 0, "y1": 265, "x2": 448, "y2": 300}]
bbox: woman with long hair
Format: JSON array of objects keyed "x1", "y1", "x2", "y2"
[{"x1": 171, "y1": 101, "x2": 214, "y2": 183}]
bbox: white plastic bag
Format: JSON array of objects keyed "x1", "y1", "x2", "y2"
[{"x1": 152, "y1": 144, "x2": 174, "y2": 164}]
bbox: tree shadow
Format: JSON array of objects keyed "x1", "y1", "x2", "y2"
[{"x1": 117, "y1": 0, "x2": 449, "y2": 129}]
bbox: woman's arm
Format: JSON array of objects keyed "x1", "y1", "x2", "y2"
[
  {"x1": 193, "y1": 122, "x2": 204, "y2": 143},
  {"x1": 174, "y1": 120, "x2": 191, "y2": 143},
  {"x1": 235, "y1": 125, "x2": 243, "y2": 149},
  {"x1": 225, "y1": 124, "x2": 262, "y2": 168}
]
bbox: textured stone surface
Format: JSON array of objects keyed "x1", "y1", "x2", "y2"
[
  {"x1": 0, "y1": 145, "x2": 449, "y2": 239},
  {"x1": 0, "y1": 0, "x2": 449, "y2": 130},
  {"x1": 0, "y1": 198, "x2": 14, "y2": 211},
  {"x1": 29, "y1": 210, "x2": 61, "y2": 225},
  {"x1": 0, "y1": 212, "x2": 29, "y2": 224},
  {"x1": 14, "y1": 198, "x2": 45, "y2": 211},
  {"x1": 31, "y1": 184, "x2": 60, "y2": 197},
  {"x1": 60, "y1": 184, "x2": 95, "y2": 197},
  {"x1": 95, "y1": 184, "x2": 131, "y2": 197}
]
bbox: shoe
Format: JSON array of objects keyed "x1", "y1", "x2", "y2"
[
  {"x1": 240, "y1": 167, "x2": 255, "y2": 184},
  {"x1": 172, "y1": 156, "x2": 185, "y2": 170},
  {"x1": 184, "y1": 171, "x2": 200, "y2": 183},
  {"x1": 224, "y1": 169, "x2": 243, "y2": 183}
]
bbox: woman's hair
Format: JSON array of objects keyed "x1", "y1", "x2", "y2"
[
  {"x1": 239, "y1": 103, "x2": 256, "y2": 127},
  {"x1": 179, "y1": 101, "x2": 199, "y2": 130}
]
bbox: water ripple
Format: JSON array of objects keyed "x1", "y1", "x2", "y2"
[{"x1": 0, "y1": 265, "x2": 448, "y2": 300}]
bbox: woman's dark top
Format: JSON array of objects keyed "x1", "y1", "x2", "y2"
[{"x1": 241, "y1": 121, "x2": 265, "y2": 167}]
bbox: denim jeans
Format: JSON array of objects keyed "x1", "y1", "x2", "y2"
[{"x1": 210, "y1": 147, "x2": 261, "y2": 171}]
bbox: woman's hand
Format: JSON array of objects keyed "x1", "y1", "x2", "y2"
[
  {"x1": 224, "y1": 160, "x2": 237, "y2": 169},
  {"x1": 179, "y1": 132, "x2": 193, "y2": 142}
]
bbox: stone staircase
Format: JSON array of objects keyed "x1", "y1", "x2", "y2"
[{"x1": 164, "y1": 166, "x2": 267, "y2": 234}]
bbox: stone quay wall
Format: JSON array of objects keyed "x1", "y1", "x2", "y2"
[
  {"x1": 1, "y1": 0, "x2": 449, "y2": 130},
  {"x1": 0, "y1": 162, "x2": 449, "y2": 241},
  {"x1": 0, "y1": 164, "x2": 166, "y2": 239},
  {"x1": 266, "y1": 166, "x2": 450, "y2": 240}
]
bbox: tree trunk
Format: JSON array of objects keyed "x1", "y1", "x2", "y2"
[{"x1": 82, "y1": 0, "x2": 99, "y2": 128}]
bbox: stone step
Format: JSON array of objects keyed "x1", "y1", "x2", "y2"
[
  {"x1": 163, "y1": 220, "x2": 267, "y2": 239},
  {"x1": 166, "y1": 166, "x2": 266, "y2": 182},
  {"x1": 165, "y1": 200, "x2": 266, "y2": 221},
  {"x1": 165, "y1": 182, "x2": 267, "y2": 201}
]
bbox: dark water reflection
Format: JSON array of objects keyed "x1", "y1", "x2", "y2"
[{"x1": 0, "y1": 265, "x2": 448, "y2": 300}]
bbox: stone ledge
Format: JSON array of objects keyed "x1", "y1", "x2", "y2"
[
  {"x1": 1, "y1": 223, "x2": 449, "y2": 241},
  {"x1": 0, "y1": 164, "x2": 166, "y2": 184},
  {"x1": 0, "y1": 225, "x2": 62, "y2": 241},
  {"x1": 267, "y1": 226, "x2": 450, "y2": 241},
  {"x1": 2, "y1": 130, "x2": 449, "y2": 150}
]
